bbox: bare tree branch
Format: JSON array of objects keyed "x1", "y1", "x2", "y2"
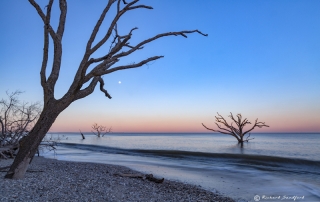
[
  {"x1": 45, "y1": 0, "x2": 66, "y2": 91},
  {"x1": 202, "y1": 123, "x2": 233, "y2": 136},
  {"x1": 229, "y1": 113, "x2": 240, "y2": 129},
  {"x1": 243, "y1": 119, "x2": 269, "y2": 136},
  {"x1": 64, "y1": 0, "x2": 207, "y2": 101},
  {"x1": 76, "y1": 55, "x2": 161, "y2": 99},
  {"x1": 244, "y1": 133, "x2": 254, "y2": 142},
  {"x1": 82, "y1": 59, "x2": 119, "y2": 84},
  {"x1": 90, "y1": 0, "x2": 147, "y2": 54},
  {"x1": 98, "y1": 77, "x2": 112, "y2": 99},
  {"x1": 69, "y1": 0, "x2": 147, "y2": 97},
  {"x1": 203, "y1": 122, "x2": 241, "y2": 142},
  {"x1": 40, "y1": 0, "x2": 53, "y2": 88},
  {"x1": 105, "y1": 56, "x2": 163, "y2": 74},
  {"x1": 90, "y1": 27, "x2": 138, "y2": 64},
  {"x1": 28, "y1": 0, "x2": 58, "y2": 41},
  {"x1": 29, "y1": 0, "x2": 66, "y2": 100},
  {"x1": 73, "y1": 77, "x2": 100, "y2": 101},
  {"x1": 113, "y1": 30, "x2": 208, "y2": 59},
  {"x1": 56, "y1": 0, "x2": 67, "y2": 39},
  {"x1": 203, "y1": 112, "x2": 269, "y2": 144},
  {"x1": 84, "y1": 0, "x2": 116, "y2": 56}
]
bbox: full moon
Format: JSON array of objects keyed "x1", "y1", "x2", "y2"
[{"x1": 118, "y1": 81, "x2": 121, "y2": 84}]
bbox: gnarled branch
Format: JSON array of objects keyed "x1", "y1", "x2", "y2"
[
  {"x1": 203, "y1": 112, "x2": 269, "y2": 143},
  {"x1": 40, "y1": 0, "x2": 53, "y2": 88},
  {"x1": 66, "y1": 0, "x2": 207, "y2": 101},
  {"x1": 29, "y1": 0, "x2": 67, "y2": 100},
  {"x1": 98, "y1": 77, "x2": 112, "y2": 99}
]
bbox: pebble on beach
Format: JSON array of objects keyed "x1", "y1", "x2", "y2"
[{"x1": 0, "y1": 157, "x2": 235, "y2": 202}]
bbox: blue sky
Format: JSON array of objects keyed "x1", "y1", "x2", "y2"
[{"x1": 0, "y1": 0, "x2": 319, "y2": 132}]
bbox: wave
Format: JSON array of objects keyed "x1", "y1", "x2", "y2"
[{"x1": 57, "y1": 143, "x2": 320, "y2": 168}]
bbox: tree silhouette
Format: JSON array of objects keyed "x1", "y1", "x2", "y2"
[
  {"x1": 202, "y1": 113, "x2": 269, "y2": 144},
  {"x1": 5, "y1": 0, "x2": 207, "y2": 179},
  {"x1": 91, "y1": 123, "x2": 111, "y2": 137}
]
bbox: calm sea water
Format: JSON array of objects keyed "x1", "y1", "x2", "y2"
[{"x1": 41, "y1": 133, "x2": 320, "y2": 202}]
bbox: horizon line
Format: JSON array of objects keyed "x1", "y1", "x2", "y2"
[{"x1": 47, "y1": 131, "x2": 320, "y2": 134}]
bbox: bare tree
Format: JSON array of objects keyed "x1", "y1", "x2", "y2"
[
  {"x1": 0, "y1": 91, "x2": 41, "y2": 147},
  {"x1": 0, "y1": 91, "x2": 60, "y2": 159},
  {"x1": 91, "y1": 123, "x2": 111, "y2": 137},
  {"x1": 202, "y1": 113, "x2": 269, "y2": 144},
  {"x1": 5, "y1": 0, "x2": 207, "y2": 179},
  {"x1": 0, "y1": 91, "x2": 41, "y2": 159}
]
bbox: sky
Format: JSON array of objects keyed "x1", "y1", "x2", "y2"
[{"x1": 0, "y1": 0, "x2": 319, "y2": 133}]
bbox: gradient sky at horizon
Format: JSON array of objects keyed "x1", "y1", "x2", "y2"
[{"x1": 0, "y1": 0, "x2": 319, "y2": 133}]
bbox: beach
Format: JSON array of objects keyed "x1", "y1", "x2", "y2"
[
  {"x1": 40, "y1": 133, "x2": 319, "y2": 201},
  {"x1": 0, "y1": 157, "x2": 235, "y2": 202},
  {"x1": 1, "y1": 133, "x2": 319, "y2": 202}
]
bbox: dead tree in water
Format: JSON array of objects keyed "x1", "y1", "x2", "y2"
[
  {"x1": 5, "y1": 0, "x2": 207, "y2": 179},
  {"x1": 79, "y1": 130, "x2": 85, "y2": 140},
  {"x1": 202, "y1": 113, "x2": 269, "y2": 144},
  {"x1": 91, "y1": 123, "x2": 111, "y2": 137}
]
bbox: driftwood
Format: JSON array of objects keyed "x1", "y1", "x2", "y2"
[
  {"x1": 114, "y1": 173, "x2": 164, "y2": 183},
  {"x1": 114, "y1": 173, "x2": 144, "y2": 178},
  {"x1": 145, "y1": 174, "x2": 164, "y2": 183},
  {"x1": 0, "y1": 144, "x2": 19, "y2": 159}
]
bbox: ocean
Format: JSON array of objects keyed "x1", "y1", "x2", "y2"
[{"x1": 41, "y1": 133, "x2": 320, "y2": 202}]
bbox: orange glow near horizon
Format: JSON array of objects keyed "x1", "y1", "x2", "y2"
[
  {"x1": 49, "y1": 116, "x2": 320, "y2": 133},
  {"x1": 48, "y1": 105, "x2": 320, "y2": 133}
]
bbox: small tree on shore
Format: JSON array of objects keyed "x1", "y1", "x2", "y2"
[
  {"x1": 0, "y1": 91, "x2": 41, "y2": 159},
  {"x1": 0, "y1": 91, "x2": 59, "y2": 159},
  {"x1": 0, "y1": 91, "x2": 41, "y2": 146},
  {"x1": 91, "y1": 123, "x2": 111, "y2": 137},
  {"x1": 202, "y1": 112, "x2": 269, "y2": 144},
  {"x1": 5, "y1": 0, "x2": 207, "y2": 179}
]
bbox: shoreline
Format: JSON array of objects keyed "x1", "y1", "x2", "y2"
[{"x1": 0, "y1": 157, "x2": 235, "y2": 202}]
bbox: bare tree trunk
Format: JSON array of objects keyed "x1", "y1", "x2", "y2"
[
  {"x1": 239, "y1": 136, "x2": 244, "y2": 144},
  {"x1": 4, "y1": 0, "x2": 207, "y2": 179},
  {"x1": 4, "y1": 100, "x2": 65, "y2": 179}
]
